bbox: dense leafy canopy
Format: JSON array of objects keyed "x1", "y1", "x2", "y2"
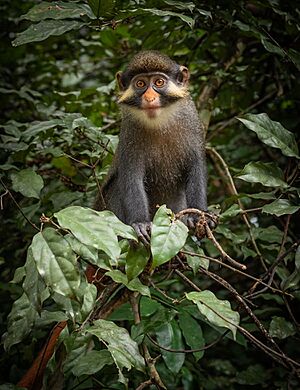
[{"x1": 0, "y1": 0, "x2": 299, "y2": 389}]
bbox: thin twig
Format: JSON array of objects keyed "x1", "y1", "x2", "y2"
[
  {"x1": 0, "y1": 178, "x2": 39, "y2": 231},
  {"x1": 206, "y1": 146, "x2": 266, "y2": 269}
]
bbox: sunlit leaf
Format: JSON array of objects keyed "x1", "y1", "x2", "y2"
[
  {"x1": 55, "y1": 206, "x2": 122, "y2": 260},
  {"x1": 21, "y1": 2, "x2": 95, "y2": 21},
  {"x1": 11, "y1": 168, "x2": 44, "y2": 199},
  {"x1": 237, "y1": 113, "x2": 299, "y2": 159},
  {"x1": 12, "y1": 20, "x2": 88, "y2": 46},
  {"x1": 151, "y1": 205, "x2": 188, "y2": 268},
  {"x1": 236, "y1": 162, "x2": 289, "y2": 188},
  {"x1": 31, "y1": 228, "x2": 80, "y2": 298},
  {"x1": 186, "y1": 291, "x2": 240, "y2": 339},
  {"x1": 88, "y1": 320, "x2": 145, "y2": 384},
  {"x1": 262, "y1": 199, "x2": 300, "y2": 216},
  {"x1": 23, "y1": 248, "x2": 47, "y2": 312}
]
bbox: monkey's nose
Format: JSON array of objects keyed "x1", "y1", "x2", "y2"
[{"x1": 145, "y1": 96, "x2": 155, "y2": 102}]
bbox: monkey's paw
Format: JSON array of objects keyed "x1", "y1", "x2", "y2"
[{"x1": 132, "y1": 222, "x2": 152, "y2": 246}]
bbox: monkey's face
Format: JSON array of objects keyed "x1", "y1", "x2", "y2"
[{"x1": 117, "y1": 68, "x2": 190, "y2": 123}]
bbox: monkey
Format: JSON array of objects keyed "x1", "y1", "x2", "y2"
[{"x1": 95, "y1": 50, "x2": 208, "y2": 241}]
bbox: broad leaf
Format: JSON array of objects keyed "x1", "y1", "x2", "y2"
[
  {"x1": 178, "y1": 311, "x2": 205, "y2": 361},
  {"x1": 23, "y1": 248, "x2": 48, "y2": 312},
  {"x1": 156, "y1": 320, "x2": 185, "y2": 373},
  {"x1": 31, "y1": 228, "x2": 80, "y2": 298},
  {"x1": 143, "y1": 8, "x2": 194, "y2": 28},
  {"x1": 126, "y1": 242, "x2": 149, "y2": 280},
  {"x1": 88, "y1": 320, "x2": 145, "y2": 384},
  {"x1": 88, "y1": 0, "x2": 115, "y2": 18},
  {"x1": 269, "y1": 317, "x2": 295, "y2": 339},
  {"x1": 186, "y1": 291, "x2": 240, "y2": 339},
  {"x1": 236, "y1": 162, "x2": 288, "y2": 188},
  {"x1": 237, "y1": 113, "x2": 299, "y2": 159},
  {"x1": 99, "y1": 210, "x2": 137, "y2": 241},
  {"x1": 4, "y1": 293, "x2": 36, "y2": 350},
  {"x1": 151, "y1": 205, "x2": 188, "y2": 268},
  {"x1": 12, "y1": 20, "x2": 88, "y2": 46},
  {"x1": 184, "y1": 237, "x2": 209, "y2": 273},
  {"x1": 21, "y1": 2, "x2": 95, "y2": 21},
  {"x1": 55, "y1": 206, "x2": 121, "y2": 260},
  {"x1": 73, "y1": 350, "x2": 113, "y2": 376},
  {"x1": 106, "y1": 270, "x2": 150, "y2": 297},
  {"x1": 262, "y1": 199, "x2": 300, "y2": 216},
  {"x1": 11, "y1": 168, "x2": 43, "y2": 199}
]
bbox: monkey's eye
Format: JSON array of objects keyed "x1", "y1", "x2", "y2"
[
  {"x1": 154, "y1": 78, "x2": 165, "y2": 87},
  {"x1": 135, "y1": 80, "x2": 146, "y2": 88}
]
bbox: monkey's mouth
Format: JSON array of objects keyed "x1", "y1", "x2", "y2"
[{"x1": 143, "y1": 106, "x2": 161, "y2": 118}]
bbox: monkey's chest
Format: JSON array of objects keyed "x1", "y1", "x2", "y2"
[{"x1": 143, "y1": 144, "x2": 187, "y2": 193}]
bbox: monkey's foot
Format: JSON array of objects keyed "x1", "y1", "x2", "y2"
[{"x1": 132, "y1": 222, "x2": 152, "y2": 246}]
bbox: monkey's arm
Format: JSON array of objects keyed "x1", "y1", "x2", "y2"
[
  {"x1": 185, "y1": 151, "x2": 208, "y2": 229},
  {"x1": 118, "y1": 162, "x2": 152, "y2": 242}
]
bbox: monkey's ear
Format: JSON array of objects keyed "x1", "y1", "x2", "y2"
[
  {"x1": 116, "y1": 71, "x2": 125, "y2": 91},
  {"x1": 178, "y1": 66, "x2": 190, "y2": 86}
]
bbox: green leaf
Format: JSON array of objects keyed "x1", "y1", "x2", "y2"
[
  {"x1": 260, "y1": 37, "x2": 285, "y2": 57},
  {"x1": 31, "y1": 228, "x2": 81, "y2": 298},
  {"x1": 237, "y1": 113, "x2": 299, "y2": 159},
  {"x1": 11, "y1": 168, "x2": 44, "y2": 199},
  {"x1": 73, "y1": 350, "x2": 113, "y2": 376},
  {"x1": 236, "y1": 162, "x2": 289, "y2": 188},
  {"x1": 21, "y1": 2, "x2": 95, "y2": 21},
  {"x1": 23, "y1": 248, "x2": 47, "y2": 312},
  {"x1": 87, "y1": 320, "x2": 145, "y2": 384},
  {"x1": 88, "y1": 0, "x2": 115, "y2": 18},
  {"x1": 236, "y1": 364, "x2": 268, "y2": 385},
  {"x1": 163, "y1": 1, "x2": 195, "y2": 13},
  {"x1": 65, "y1": 234, "x2": 99, "y2": 263},
  {"x1": 252, "y1": 225, "x2": 283, "y2": 244},
  {"x1": 55, "y1": 206, "x2": 122, "y2": 260},
  {"x1": 100, "y1": 210, "x2": 137, "y2": 241},
  {"x1": 186, "y1": 291, "x2": 240, "y2": 339},
  {"x1": 143, "y1": 8, "x2": 194, "y2": 28},
  {"x1": 184, "y1": 237, "x2": 209, "y2": 273},
  {"x1": 127, "y1": 278, "x2": 150, "y2": 297},
  {"x1": 151, "y1": 205, "x2": 188, "y2": 268},
  {"x1": 126, "y1": 242, "x2": 149, "y2": 281},
  {"x1": 156, "y1": 320, "x2": 185, "y2": 373},
  {"x1": 262, "y1": 199, "x2": 300, "y2": 216},
  {"x1": 12, "y1": 20, "x2": 88, "y2": 46},
  {"x1": 106, "y1": 270, "x2": 128, "y2": 285},
  {"x1": 106, "y1": 270, "x2": 150, "y2": 297},
  {"x1": 22, "y1": 119, "x2": 61, "y2": 140},
  {"x1": 178, "y1": 312, "x2": 205, "y2": 361},
  {"x1": 4, "y1": 293, "x2": 36, "y2": 350},
  {"x1": 219, "y1": 204, "x2": 241, "y2": 221},
  {"x1": 132, "y1": 308, "x2": 177, "y2": 343},
  {"x1": 247, "y1": 191, "x2": 276, "y2": 200},
  {"x1": 269, "y1": 316, "x2": 295, "y2": 339}
]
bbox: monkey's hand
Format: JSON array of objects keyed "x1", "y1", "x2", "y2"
[
  {"x1": 187, "y1": 211, "x2": 218, "y2": 239},
  {"x1": 132, "y1": 222, "x2": 152, "y2": 246},
  {"x1": 205, "y1": 211, "x2": 219, "y2": 230}
]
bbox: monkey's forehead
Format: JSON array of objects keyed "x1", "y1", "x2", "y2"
[{"x1": 121, "y1": 50, "x2": 180, "y2": 85}]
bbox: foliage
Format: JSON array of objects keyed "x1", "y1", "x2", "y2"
[{"x1": 0, "y1": 0, "x2": 299, "y2": 389}]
